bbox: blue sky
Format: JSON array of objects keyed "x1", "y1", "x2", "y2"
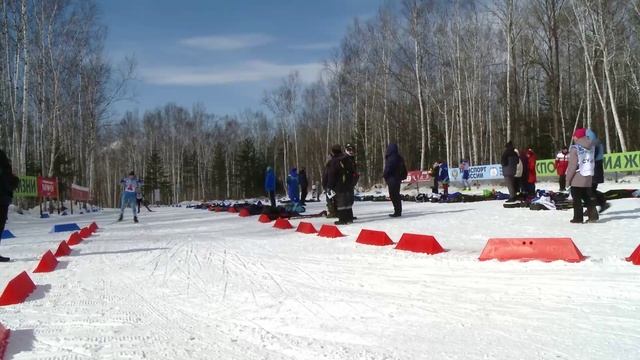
[{"x1": 99, "y1": 0, "x2": 388, "y2": 119}]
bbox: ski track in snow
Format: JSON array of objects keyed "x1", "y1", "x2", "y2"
[{"x1": 0, "y1": 181, "x2": 639, "y2": 359}]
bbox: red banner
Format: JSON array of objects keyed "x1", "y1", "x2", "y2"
[
  {"x1": 403, "y1": 170, "x2": 432, "y2": 183},
  {"x1": 71, "y1": 183, "x2": 91, "y2": 201},
  {"x1": 37, "y1": 177, "x2": 59, "y2": 198}
]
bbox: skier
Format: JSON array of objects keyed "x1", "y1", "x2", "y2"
[
  {"x1": 566, "y1": 128, "x2": 598, "y2": 223},
  {"x1": 119, "y1": 171, "x2": 142, "y2": 222},
  {"x1": 460, "y1": 159, "x2": 471, "y2": 191},
  {"x1": 343, "y1": 143, "x2": 359, "y2": 221},
  {"x1": 526, "y1": 148, "x2": 537, "y2": 195},
  {"x1": 286, "y1": 168, "x2": 300, "y2": 206},
  {"x1": 298, "y1": 167, "x2": 308, "y2": 205},
  {"x1": 321, "y1": 155, "x2": 337, "y2": 218},
  {"x1": 555, "y1": 146, "x2": 569, "y2": 191},
  {"x1": 326, "y1": 144, "x2": 356, "y2": 225},
  {"x1": 501, "y1": 141, "x2": 519, "y2": 202},
  {"x1": 586, "y1": 129, "x2": 609, "y2": 213},
  {"x1": 264, "y1": 166, "x2": 276, "y2": 208},
  {"x1": 383, "y1": 143, "x2": 408, "y2": 217},
  {"x1": 438, "y1": 160, "x2": 450, "y2": 200},
  {"x1": 0, "y1": 150, "x2": 19, "y2": 262},
  {"x1": 136, "y1": 190, "x2": 153, "y2": 213}
]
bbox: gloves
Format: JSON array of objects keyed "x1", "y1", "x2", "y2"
[{"x1": 325, "y1": 189, "x2": 336, "y2": 199}]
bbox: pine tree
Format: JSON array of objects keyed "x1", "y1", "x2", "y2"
[{"x1": 144, "y1": 150, "x2": 170, "y2": 204}]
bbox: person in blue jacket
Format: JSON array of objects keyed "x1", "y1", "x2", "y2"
[
  {"x1": 286, "y1": 168, "x2": 300, "y2": 205},
  {"x1": 438, "y1": 161, "x2": 450, "y2": 199},
  {"x1": 119, "y1": 171, "x2": 143, "y2": 222},
  {"x1": 586, "y1": 129, "x2": 609, "y2": 213},
  {"x1": 264, "y1": 166, "x2": 276, "y2": 208},
  {"x1": 383, "y1": 143, "x2": 407, "y2": 217}
]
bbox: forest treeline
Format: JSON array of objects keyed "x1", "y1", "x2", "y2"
[{"x1": 2, "y1": 0, "x2": 639, "y2": 206}]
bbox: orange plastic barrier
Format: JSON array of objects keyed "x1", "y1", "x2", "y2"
[
  {"x1": 273, "y1": 218, "x2": 293, "y2": 230},
  {"x1": 317, "y1": 225, "x2": 344, "y2": 238},
  {"x1": 0, "y1": 271, "x2": 36, "y2": 306},
  {"x1": 479, "y1": 237, "x2": 584, "y2": 262},
  {"x1": 356, "y1": 229, "x2": 394, "y2": 246},
  {"x1": 33, "y1": 250, "x2": 59, "y2": 273},
  {"x1": 0, "y1": 322, "x2": 9, "y2": 359},
  {"x1": 395, "y1": 233, "x2": 445, "y2": 255},
  {"x1": 228, "y1": 207, "x2": 238, "y2": 213},
  {"x1": 79, "y1": 227, "x2": 92, "y2": 239},
  {"x1": 238, "y1": 208, "x2": 251, "y2": 217},
  {"x1": 296, "y1": 222, "x2": 317, "y2": 234},
  {"x1": 89, "y1": 222, "x2": 99, "y2": 232},
  {"x1": 54, "y1": 241, "x2": 72, "y2": 257},
  {"x1": 258, "y1": 214, "x2": 272, "y2": 223},
  {"x1": 626, "y1": 245, "x2": 640, "y2": 265}
]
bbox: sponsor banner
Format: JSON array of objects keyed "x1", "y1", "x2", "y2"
[
  {"x1": 449, "y1": 164, "x2": 504, "y2": 181},
  {"x1": 536, "y1": 150, "x2": 640, "y2": 177},
  {"x1": 71, "y1": 183, "x2": 91, "y2": 201},
  {"x1": 37, "y1": 177, "x2": 59, "y2": 198},
  {"x1": 403, "y1": 170, "x2": 432, "y2": 183},
  {"x1": 15, "y1": 176, "x2": 38, "y2": 198}
]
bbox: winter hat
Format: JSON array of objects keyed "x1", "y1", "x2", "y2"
[
  {"x1": 331, "y1": 144, "x2": 342, "y2": 155},
  {"x1": 573, "y1": 128, "x2": 587, "y2": 139},
  {"x1": 129, "y1": 171, "x2": 135, "y2": 176}
]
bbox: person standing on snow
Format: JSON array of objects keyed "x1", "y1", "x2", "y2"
[
  {"x1": 438, "y1": 160, "x2": 450, "y2": 200},
  {"x1": 586, "y1": 129, "x2": 609, "y2": 213},
  {"x1": 0, "y1": 150, "x2": 19, "y2": 262},
  {"x1": 286, "y1": 168, "x2": 300, "y2": 206},
  {"x1": 501, "y1": 141, "x2": 519, "y2": 202},
  {"x1": 555, "y1": 146, "x2": 569, "y2": 191},
  {"x1": 525, "y1": 148, "x2": 537, "y2": 195},
  {"x1": 460, "y1": 159, "x2": 471, "y2": 191},
  {"x1": 383, "y1": 143, "x2": 408, "y2": 217},
  {"x1": 430, "y1": 161, "x2": 440, "y2": 194},
  {"x1": 343, "y1": 143, "x2": 359, "y2": 221},
  {"x1": 298, "y1": 167, "x2": 308, "y2": 205},
  {"x1": 566, "y1": 128, "x2": 598, "y2": 223},
  {"x1": 119, "y1": 171, "x2": 142, "y2": 222},
  {"x1": 264, "y1": 166, "x2": 276, "y2": 208},
  {"x1": 326, "y1": 144, "x2": 356, "y2": 225}
]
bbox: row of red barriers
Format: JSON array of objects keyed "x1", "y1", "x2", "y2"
[
  {"x1": 227, "y1": 207, "x2": 640, "y2": 265},
  {"x1": 0, "y1": 221, "x2": 99, "y2": 360}
]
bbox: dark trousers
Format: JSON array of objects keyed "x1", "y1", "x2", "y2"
[
  {"x1": 300, "y1": 189, "x2": 307, "y2": 204},
  {"x1": 559, "y1": 175, "x2": 566, "y2": 191},
  {"x1": 505, "y1": 176, "x2": 516, "y2": 199},
  {"x1": 335, "y1": 191, "x2": 354, "y2": 222},
  {"x1": 136, "y1": 199, "x2": 142, "y2": 213},
  {"x1": 571, "y1": 186, "x2": 595, "y2": 221},
  {"x1": 0, "y1": 203, "x2": 8, "y2": 245},
  {"x1": 388, "y1": 182, "x2": 402, "y2": 215},
  {"x1": 268, "y1": 191, "x2": 276, "y2": 208},
  {"x1": 591, "y1": 183, "x2": 606, "y2": 207}
]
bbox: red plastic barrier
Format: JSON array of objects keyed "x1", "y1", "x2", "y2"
[
  {"x1": 33, "y1": 250, "x2": 59, "y2": 273},
  {"x1": 79, "y1": 227, "x2": 92, "y2": 239},
  {"x1": 228, "y1": 207, "x2": 238, "y2": 213},
  {"x1": 478, "y1": 237, "x2": 584, "y2": 262},
  {"x1": 273, "y1": 218, "x2": 293, "y2": 230},
  {"x1": 356, "y1": 229, "x2": 394, "y2": 246},
  {"x1": 89, "y1": 222, "x2": 99, "y2": 233},
  {"x1": 54, "y1": 240, "x2": 72, "y2": 257},
  {"x1": 214, "y1": 207, "x2": 222, "y2": 212},
  {"x1": 317, "y1": 225, "x2": 344, "y2": 238},
  {"x1": 0, "y1": 322, "x2": 9, "y2": 359},
  {"x1": 626, "y1": 245, "x2": 640, "y2": 265},
  {"x1": 238, "y1": 208, "x2": 251, "y2": 217},
  {"x1": 0, "y1": 271, "x2": 36, "y2": 306},
  {"x1": 258, "y1": 214, "x2": 272, "y2": 223},
  {"x1": 395, "y1": 233, "x2": 445, "y2": 255},
  {"x1": 296, "y1": 222, "x2": 317, "y2": 234},
  {"x1": 67, "y1": 231, "x2": 82, "y2": 246}
]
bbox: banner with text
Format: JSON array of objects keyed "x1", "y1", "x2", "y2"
[
  {"x1": 37, "y1": 177, "x2": 59, "y2": 198},
  {"x1": 71, "y1": 183, "x2": 91, "y2": 201},
  {"x1": 536, "y1": 150, "x2": 640, "y2": 177},
  {"x1": 14, "y1": 176, "x2": 37, "y2": 198}
]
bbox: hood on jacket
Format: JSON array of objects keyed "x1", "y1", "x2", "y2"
[
  {"x1": 527, "y1": 148, "x2": 535, "y2": 157},
  {"x1": 386, "y1": 143, "x2": 399, "y2": 157},
  {"x1": 289, "y1": 168, "x2": 298, "y2": 176},
  {"x1": 586, "y1": 129, "x2": 598, "y2": 141},
  {"x1": 505, "y1": 141, "x2": 514, "y2": 150}
]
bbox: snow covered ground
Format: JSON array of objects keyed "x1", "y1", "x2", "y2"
[{"x1": 1, "y1": 180, "x2": 639, "y2": 359}]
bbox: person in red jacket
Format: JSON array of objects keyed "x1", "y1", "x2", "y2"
[
  {"x1": 555, "y1": 146, "x2": 569, "y2": 191},
  {"x1": 525, "y1": 148, "x2": 537, "y2": 195}
]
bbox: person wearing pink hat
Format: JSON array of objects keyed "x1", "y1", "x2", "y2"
[{"x1": 566, "y1": 128, "x2": 598, "y2": 223}]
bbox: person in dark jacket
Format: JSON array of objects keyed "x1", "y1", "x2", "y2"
[
  {"x1": 321, "y1": 156, "x2": 337, "y2": 218},
  {"x1": 298, "y1": 167, "x2": 308, "y2": 205},
  {"x1": 501, "y1": 141, "x2": 519, "y2": 202},
  {"x1": 430, "y1": 161, "x2": 440, "y2": 194},
  {"x1": 383, "y1": 143, "x2": 407, "y2": 217},
  {"x1": 516, "y1": 149, "x2": 529, "y2": 197},
  {"x1": 326, "y1": 144, "x2": 356, "y2": 225},
  {"x1": 344, "y1": 143, "x2": 359, "y2": 221},
  {"x1": 0, "y1": 150, "x2": 19, "y2": 262},
  {"x1": 566, "y1": 128, "x2": 598, "y2": 223},
  {"x1": 586, "y1": 129, "x2": 609, "y2": 213},
  {"x1": 265, "y1": 166, "x2": 276, "y2": 208}
]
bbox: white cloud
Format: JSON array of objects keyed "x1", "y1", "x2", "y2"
[
  {"x1": 141, "y1": 61, "x2": 324, "y2": 86},
  {"x1": 179, "y1": 34, "x2": 275, "y2": 50},
  {"x1": 290, "y1": 42, "x2": 336, "y2": 50}
]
